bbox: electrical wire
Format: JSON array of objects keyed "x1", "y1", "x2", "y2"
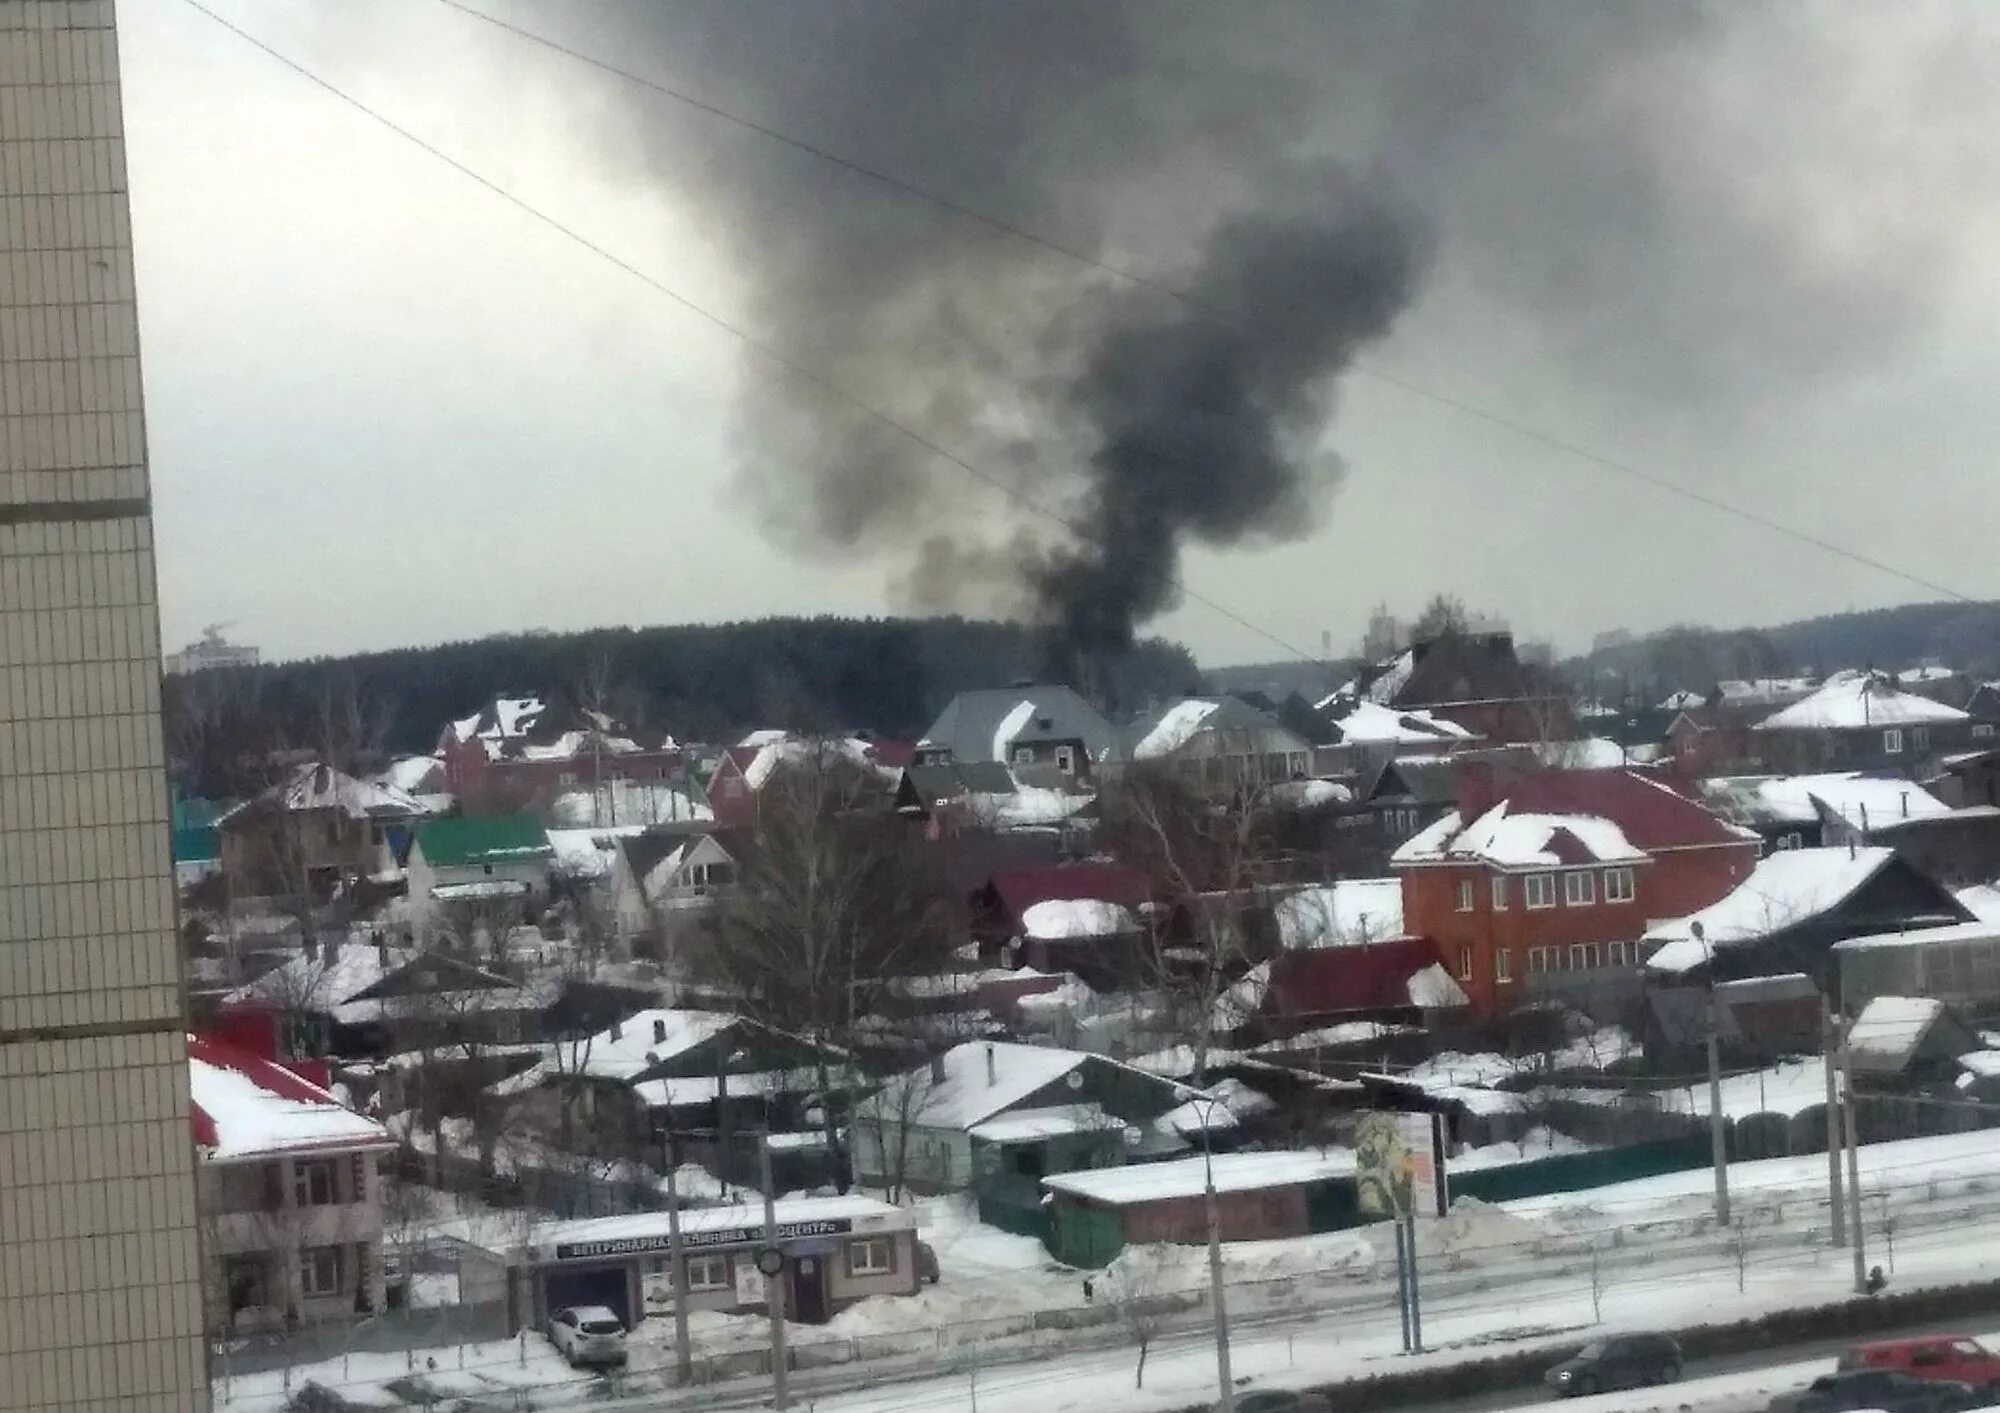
[{"x1": 431, "y1": 0, "x2": 1981, "y2": 607}]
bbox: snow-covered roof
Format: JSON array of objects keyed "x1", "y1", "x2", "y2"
[
  {"x1": 1644, "y1": 847, "x2": 1895, "y2": 974},
  {"x1": 1659, "y1": 689, "x2": 1706, "y2": 711},
  {"x1": 529, "y1": 1194, "x2": 909, "y2": 1258},
  {"x1": 1702, "y1": 772, "x2": 1954, "y2": 831},
  {"x1": 1271, "y1": 779, "x2": 1353, "y2": 809},
  {"x1": 1958, "y1": 884, "x2": 2000, "y2": 923},
  {"x1": 1132, "y1": 699, "x2": 1223, "y2": 759},
  {"x1": 561, "y1": 1009, "x2": 740, "y2": 1082},
  {"x1": 965, "y1": 784, "x2": 1095, "y2": 828},
  {"x1": 1044, "y1": 1148, "x2": 1355, "y2": 1206},
  {"x1": 375, "y1": 755, "x2": 445, "y2": 795},
  {"x1": 1394, "y1": 805, "x2": 1645, "y2": 869},
  {"x1": 1897, "y1": 665, "x2": 1959, "y2": 684},
  {"x1": 1835, "y1": 917, "x2": 2000, "y2": 954},
  {"x1": 549, "y1": 781, "x2": 712, "y2": 829},
  {"x1": 991, "y1": 700, "x2": 1038, "y2": 761},
  {"x1": 189, "y1": 1037, "x2": 392, "y2": 1162},
  {"x1": 1533, "y1": 738, "x2": 1634, "y2": 770},
  {"x1": 1848, "y1": 995, "x2": 1944, "y2": 1066},
  {"x1": 1717, "y1": 677, "x2": 1819, "y2": 707},
  {"x1": 632, "y1": 1070, "x2": 812, "y2": 1108},
  {"x1": 1314, "y1": 698, "x2": 1471, "y2": 746},
  {"x1": 737, "y1": 734, "x2": 893, "y2": 791},
  {"x1": 1406, "y1": 962, "x2": 1471, "y2": 1009},
  {"x1": 1755, "y1": 673, "x2": 1969, "y2": 732},
  {"x1": 1020, "y1": 898, "x2": 1139, "y2": 940},
  {"x1": 545, "y1": 826, "x2": 644, "y2": 881},
  {"x1": 968, "y1": 1105, "x2": 1122, "y2": 1144},
  {"x1": 219, "y1": 762, "x2": 423, "y2": 824},
  {"x1": 885, "y1": 1041, "x2": 1091, "y2": 1130},
  {"x1": 1211, "y1": 961, "x2": 1272, "y2": 1031},
  {"x1": 223, "y1": 941, "x2": 408, "y2": 1011},
  {"x1": 1274, "y1": 879, "x2": 1405, "y2": 949},
  {"x1": 1252, "y1": 1020, "x2": 1418, "y2": 1053}
]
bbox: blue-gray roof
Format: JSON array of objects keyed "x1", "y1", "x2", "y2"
[{"x1": 920, "y1": 686, "x2": 1121, "y2": 764}]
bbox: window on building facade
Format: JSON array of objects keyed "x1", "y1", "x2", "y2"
[
  {"x1": 294, "y1": 1159, "x2": 338, "y2": 1208},
  {"x1": 686, "y1": 1253, "x2": 730, "y2": 1291},
  {"x1": 301, "y1": 1245, "x2": 344, "y2": 1298},
  {"x1": 1884, "y1": 728, "x2": 1904, "y2": 755},
  {"x1": 1603, "y1": 867, "x2": 1636, "y2": 904},
  {"x1": 1527, "y1": 947, "x2": 1547, "y2": 974},
  {"x1": 1776, "y1": 832, "x2": 1803, "y2": 850},
  {"x1": 1494, "y1": 948, "x2": 1512, "y2": 983},
  {"x1": 1491, "y1": 875, "x2": 1507, "y2": 910},
  {"x1": 1976, "y1": 723, "x2": 1996, "y2": 740},
  {"x1": 1607, "y1": 940, "x2": 1629, "y2": 967},
  {"x1": 1456, "y1": 879, "x2": 1475, "y2": 912},
  {"x1": 1569, "y1": 942, "x2": 1599, "y2": 970},
  {"x1": 1564, "y1": 871, "x2": 1595, "y2": 906},
  {"x1": 848, "y1": 1237, "x2": 895, "y2": 1277},
  {"x1": 1457, "y1": 944, "x2": 1474, "y2": 981},
  {"x1": 1055, "y1": 745, "x2": 1076, "y2": 775},
  {"x1": 1525, "y1": 873, "x2": 1557, "y2": 909},
  {"x1": 1912, "y1": 727, "x2": 1931, "y2": 753},
  {"x1": 1014, "y1": 747, "x2": 1033, "y2": 765}
]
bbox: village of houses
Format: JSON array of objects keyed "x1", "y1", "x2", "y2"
[{"x1": 172, "y1": 629, "x2": 2000, "y2": 1399}]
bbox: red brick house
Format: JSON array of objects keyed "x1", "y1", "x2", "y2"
[
  {"x1": 439, "y1": 693, "x2": 684, "y2": 816},
  {"x1": 1392, "y1": 764, "x2": 1761, "y2": 1017}
]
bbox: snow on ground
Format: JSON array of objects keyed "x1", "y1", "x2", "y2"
[{"x1": 1402, "y1": 1026, "x2": 1637, "y2": 1089}]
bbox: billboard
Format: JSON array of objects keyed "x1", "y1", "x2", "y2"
[{"x1": 1354, "y1": 1111, "x2": 1445, "y2": 1219}]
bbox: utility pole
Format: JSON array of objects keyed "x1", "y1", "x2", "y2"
[
  {"x1": 663, "y1": 1132, "x2": 692, "y2": 1385},
  {"x1": 1825, "y1": 1003, "x2": 1846, "y2": 1246},
  {"x1": 760, "y1": 1132, "x2": 790, "y2": 1409},
  {"x1": 1199, "y1": 1101, "x2": 1234, "y2": 1413},
  {"x1": 1841, "y1": 1019, "x2": 1867, "y2": 1294},
  {"x1": 1695, "y1": 922, "x2": 1730, "y2": 1224}
]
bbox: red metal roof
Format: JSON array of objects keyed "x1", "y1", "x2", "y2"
[
  {"x1": 1264, "y1": 937, "x2": 1447, "y2": 1019},
  {"x1": 186, "y1": 1033, "x2": 387, "y2": 1155},
  {"x1": 1473, "y1": 767, "x2": 1750, "y2": 852}
]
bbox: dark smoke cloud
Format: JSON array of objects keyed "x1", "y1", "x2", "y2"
[{"x1": 491, "y1": 0, "x2": 1983, "y2": 655}]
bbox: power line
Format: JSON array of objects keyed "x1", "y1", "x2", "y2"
[
  {"x1": 168, "y1": 0, "x2": 1335, "y2": 671},
  {"x1": 431, "y1": 0, "x2": 1980, "y2": 607}
]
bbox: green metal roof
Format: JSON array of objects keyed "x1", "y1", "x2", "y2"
[{"x1": 414, "y1": 814, "x2": 551, "y2": 868}]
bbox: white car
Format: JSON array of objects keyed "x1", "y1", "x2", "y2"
[{"x1": 547, "y1": 1306, "x2": 627, "y2": 1368}]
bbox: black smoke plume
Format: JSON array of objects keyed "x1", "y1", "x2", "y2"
[{"x1": 474, "y1": 0, "x2": 1975, "y2": 662}]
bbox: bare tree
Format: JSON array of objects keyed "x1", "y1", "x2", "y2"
[
  {"x1": 1108, "y1": 1245, "x2": 1176, "y2": 1389},
  {"x1": 315, "y1": 670, "x2": 398, "y2": 777},
  {"x1": 692, "y1": 744, "x2": 956, "y2": 1190},
  {"x1": 1098, "y1": 762, "x2": 1282, "y2": 1083}
]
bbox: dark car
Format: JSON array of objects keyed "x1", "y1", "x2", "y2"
[
  {"x1": 1545, "y1": 1333, "x2": 1683, "y2": 1396},
  {"x1": 1219, "y1": 1393, "x2": 1331, "y2": 1413},
  {"x1": 1767, "y1": 1369, "x2": 1981, "y2": 1413}
]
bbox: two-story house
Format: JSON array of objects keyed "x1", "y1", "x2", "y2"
[
  {"x1": 406, "y1": 814, "x2": 554, "y2": 921},
  {"x1": 439, "y1": 693, "x2": 685, "y2": 817},
  {"x1": 917, "y1": 685, "x2": 1121, "y2": 781},
  {"x1": 217, "y1": 762, "x2": 426, "y2": 899},
  {"x1": 1336, "y1": 631, "x2": 1576, "y2": 745},
  {"x1": 1751, "y1": 671, "x2": 1974, "y2": 776},
  {"x1": 191, "y1": 1034, "x2": 395, "y2": 1331},
  {"x1": 1127, "y1": 695, "x2": 1314, "y2": 788},
  {"x1": 1392, "y1": 763, "x2": 1761, "y2": 1017}
]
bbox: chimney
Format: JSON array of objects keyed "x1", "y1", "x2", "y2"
[
  {"x1": 929, "y1": 1052, "x2": 947, "y2": 1084},
  {"x1": 609, "y1": 1019, "x2": 623, "y2": 1042},
  {"x1": 1901, "y1": 791, "x2": 1909, "y2": 819},
  {"x1": 653, "y1": 1018, "x2": 668, "y2": 1045},
  {"x1": 1456, "y1": 758, "x2": 1499, "y2": 820},
  {"x1": 375, "y1": 931, "x2": 388, "y2": 968},
  {"x1": 985, "y1": 1043, "x2": 998, "y2": 1087}
]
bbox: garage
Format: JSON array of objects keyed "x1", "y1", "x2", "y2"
[{"x1": 542, "y1": 1264, "x2": 633, "y2": 1328}]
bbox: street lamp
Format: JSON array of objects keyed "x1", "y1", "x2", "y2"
[
  {"x1": 1183, "y1": 1092, "x2": 1234, "y2": 1413},
  {"x1": 1692, "y1": 921, "x2": 1731, "y2": 1225}
]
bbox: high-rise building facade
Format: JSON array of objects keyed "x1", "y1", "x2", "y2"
[{"x1": 0, "y1": 3, "x2": 210, "y2": 1411}]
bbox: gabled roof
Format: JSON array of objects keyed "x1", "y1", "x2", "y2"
[
  {"x1": 874, "y1": 1040, "x2": 1198, "y2": 1132},
  {"x1": 986, "y1": 864, "x2": 1149, "y2": 921},
  {"x1": 920, "y1": 686, "x2": 1120, "y2": 765},
  {"x1": 1698, "y1": 772, "x2": 1954, "y2": 831},
  {"x1": 217, "y1": 762, "x2": 423, "y2": 826},
  {"x1": 1312, "y1": 698, "x2": 1474, "y2": 747},
  {"x1": 188, "y1": 1035, "x2": 392, "y2": 1161},
  {"x1": 1847, "y1": 996, "x2": 1979, "y2": 1074},
  {"x1": 1394, "y1": 768, "x2": 1756, "y2": 869},
  {"x1": 1343, "y1": 632, "x2": 1564, "y2": 710},
  {"x1": 1258, "y1": 936, "x2": 1460, "y2": 1021},
  {"x1": 413, "y1": 814, "x2": 552, "y2": 869},
  {"x1": 900, "y1": 762, "x2": 1021, "y2": 806},
  {"x1": 1643, "y1": 847, "x2": 1903, "y2": 973},
  {"x1": 1754, "y1": 671, "x2": 1970, "y2": 732},
  {"x1": 615, "y1": 831, "x2": 685, "y2": 888},
  {"x1": 222, "y1": 942, "x2": 411, "y2": 1012}
]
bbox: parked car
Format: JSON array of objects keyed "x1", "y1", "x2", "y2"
[
  {"x1": 1767, "y1": 1369, "x2": 1981, "y2": 1412},
  {"x1": 916, "y1": 1240, "x2": 940, "y2": 1285},
  {"x1": 1545, "y1": 1333, "x2": 1683, "y2": 1396},
  {"x1": 1219, "y1": 1392, "x2": 1331, "y2": 1413},
  {"x1": 1842, "y1": 1337, "x2": 2000, "y2": 1392},
  {"x1": 547, "y1": 1306, "x2": 628, "y2": 1368}
]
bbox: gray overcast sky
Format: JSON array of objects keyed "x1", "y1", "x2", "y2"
[{"x1": 122, "y1": 0, "x2": 2000, "y2": 668}]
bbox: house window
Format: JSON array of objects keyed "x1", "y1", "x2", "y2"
[
  {"x1": 1569, "y1": 942, "x2": 1599, "y2": 970},
  {"x1": 1527, "y1": 947, "x2": 1547, "y2": 974},
  {"x1": 300, "y1": 1245, "x2": 344, "y2": 1298},
  {"x1": 1884, "y1": 728, "x2": 1904, "y2": 755},
  {"x1": 1287, "y1": 751, "x2": 1310, "y2": 778},
  {"x1": 1456, "y1": 945, "x2": 1474, "y2": 981},
  {"x1": 294, "y1": 1160, "x2": 337, "y2": 1208},
  {"x1": 685, "y1": 1253, "x2": 730, "y2": 1291},
  {"x1": 1055, "y1": 745, "x2": 1076, "y2": 775},
  {"x1": 1607, "y1": 940, "x2": 1629, "y2": 967},
  {"x1": 847, "y1": 1238, "x2": 896, "y2": 1278},
  {"x1": 1013, "y1": 747, "x2": 1033, "y2": 765},
  {"x1": 559, "y1": 771, "x2": 579, "y2": 787},
  {"x1": 1456, "y1": 880, "x2": 1475, "y2": 913},
  {"x1": 1494, "y1": 949, "x2": 1513, "y2": 983},
  {"x1": 1524, "y1": 873, "x2": 1557, "y2": 910},
  {"x1": 1912, "y1": 727, "x2": 1931, "y2": 753},
  {"x1": 1603, "y1": 868, "x2": 1636, "y2": 904},
  {"x1": 1976, "y1": 724, "x2": 1996, "y2": 740},
  {"x1": 1490, "y1": 875, "x2": 1508, "y2": 910},
  {"x1": 1564, "y1": 872, "x2": 1595, "y2": 907},
  {"x1": 1775, "y1": 832, "x2": 1803, "y2": 851}
]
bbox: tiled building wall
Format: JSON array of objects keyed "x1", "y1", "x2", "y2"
[{"x1": 0, "y1": 3, "x2": 210, "y2": 1410}]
